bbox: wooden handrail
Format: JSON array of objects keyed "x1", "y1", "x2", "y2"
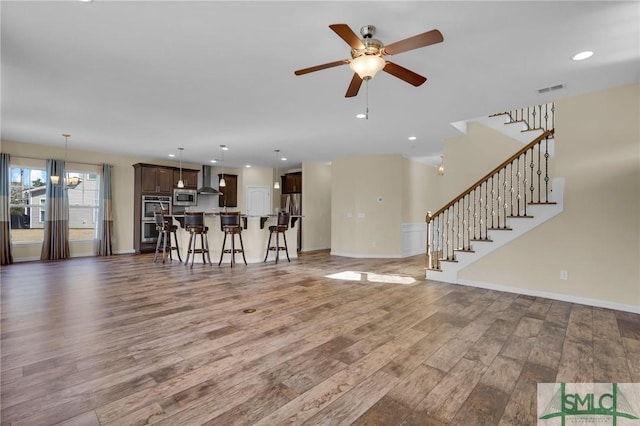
[{"x1": 428, "y1": 129, "x2": 554, "y2": 222}]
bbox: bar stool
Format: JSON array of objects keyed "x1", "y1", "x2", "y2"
[
  {"x1": 153, "y1": 210, "x2": 182, "y2": 264},
  {"x1": 184, "y1": 212, "x2": 212, "y2": 267},
  {"x1": 264, "y1": 211, "x2": 290, "y2": 264},
  {"x1": 218, "y1": 212, "x2": 247, "y2": 267}
]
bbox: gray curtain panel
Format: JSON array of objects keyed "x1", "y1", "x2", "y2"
[
  {"x1": 40, "y1": 159, "x2": 70, "y2": 260},
  {"x1": 0, "y1": 153, "x2": 14, "y2": 265},
  {"x1": 96, "y1": 163, "x2": 113, "y2": 256}
]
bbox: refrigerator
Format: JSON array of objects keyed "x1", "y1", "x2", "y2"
[{"x1": 281, "y1": 193, "x2": 301, "y2": 251}]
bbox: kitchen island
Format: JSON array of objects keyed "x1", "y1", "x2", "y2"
[{"x1": 169, "y1": 213, "x2": 299, "y2": 264}]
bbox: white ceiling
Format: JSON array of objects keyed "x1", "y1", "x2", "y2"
[{"x1": 2, "y1": 1, "x2": 638, "y2": 169}]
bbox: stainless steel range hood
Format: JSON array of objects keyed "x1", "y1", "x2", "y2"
[{"x1": 197, "y1": 166, "x2": 220, "y2": 195}]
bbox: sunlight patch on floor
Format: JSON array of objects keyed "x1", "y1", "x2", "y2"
[{"x1": 325, "y1": 270, "x2": 416, "y2": 285}]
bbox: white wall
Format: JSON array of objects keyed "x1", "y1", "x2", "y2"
[
  {"x1": 301, "y1": 162, "x2": 331, "y2": 251},
  {"x1": 331, "y1": 154, "x2": 403, "y2": 257}
]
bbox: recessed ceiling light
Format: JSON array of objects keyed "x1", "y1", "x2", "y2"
[
  {"x1": 572, "y1": 51, "x2": 594, "y2": 61},
  {"x1": 168, "y1": 154, "x2": 175, "y2": 157},
  {"x1": 245, "y1": 165, "x2": 251, "y2": 168},
  {"x1": 281, "y1": 157, "x2": 287, "y2": 161},
  {"x1": 356, "y1": 113, "x2": 367, "y2": 119},
  {"x1": 408, "y1": 136, "x2": 417, "y2": 141},
  {"x1": 79, "y1": 0, "x2": 93, "y2": 3},
  {"x1": 210, "y1": 159, "x2": 217, "y2": 163}
]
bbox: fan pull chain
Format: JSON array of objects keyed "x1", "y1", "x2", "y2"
[{"x1": 365, "y1": 78, "x2": 369, "y2": 120}]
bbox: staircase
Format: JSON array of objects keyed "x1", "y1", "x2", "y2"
[{"x1": 426, "y1": 103, "x2": 564, "y2": 283}]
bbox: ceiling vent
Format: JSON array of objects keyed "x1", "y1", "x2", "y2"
[{"x1": 537, "y1": 83, "x2": 565, "y2": 94}]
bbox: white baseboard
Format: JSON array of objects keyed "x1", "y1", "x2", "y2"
[
  {"x1": 113, "y1": 249, "x2": 136, "y2": 255},
  {"x1": 11, "y1": 255, "x2": 41, "y2": 263},
  {"x1": 301, "y1": 246, "x2": 331, "y2": 252},
  {"x1": 457, "y1": 278, "x2": 640, "y2": 314},
  {"x1": 330, "y1": 251, "x2": 403, "y2": 259}
]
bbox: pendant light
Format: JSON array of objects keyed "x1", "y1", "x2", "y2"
[
  {"x1": 219, "y1": 145, "x2": 226, "y2": 187},
  {"x1": 50, "y1": 133, "x2": 78, "y2": 186},
  {"x1": 177, "y1": 147, "x2": 185, "y2": 188},
  {"x1": 437, "y1": 155, "x2": 445, "y2": 176},
  {"x1": 273, "y1": 149, "x2": 281, "y2": 189}
]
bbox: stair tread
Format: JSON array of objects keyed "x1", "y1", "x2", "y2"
[
  {"x1": 488, "y1": 227, "x2": 513, "y2": 231},
  {"x1": 470, "y1": 238, "x2": 494, "y2": 242},
  {"x1": 505, "y1": 119, "x2": 527, "y2": 125},
  {"x1": 488, "y1": 112, "x2": 509, "y2": 118},
  {"x1": 521, "y1": 127, "x2": 544, "y2": 133},
  {"x1": 529, "y1": 202, "x2": 557, "y2": 205},
  {"x1": 425, "y1": 267, "x2": 442, "y2": 272},
  {"x1": 439, "y1": 258, "x2": 458, "y2": 263},
  {"x1": 507, "y1": 215, "x2": 534, "y2": 218},
  {"x1": 454, "y1": 248, "x2": 475, "y2": 253}
]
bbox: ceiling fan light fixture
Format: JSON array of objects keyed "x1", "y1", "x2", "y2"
[{"x1": 349, "y1": 54, "x2": 385, "y2": 79}]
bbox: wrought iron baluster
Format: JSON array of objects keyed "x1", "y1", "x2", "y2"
[
  {"x1": 516, "y1": 156, "x2": 521, "y2": 216},
  {"x1": 544, "y1": 137, "x2": 550, "y2": 202},
  {"x1": 479, "y1": 182, "x2": 484, "y2": 240},
  {"x1": 473, "y1": 188, "x2": 477, "y2": 240},
  {"x1": 510, "y1": 161, "x2": 514, "y2": 217},
  {"x1": 491, "y1": 175, "x2": 496, "y2": 228},
  {"x1": 457, "y1": 200, "x2": 462, "y2": 250},
  {"x1": 523, "y1": 150, "x2": 528, "y2": 216},
  {"x1": 485, "y1": 180, "x2": 489, "y2": 238},
  {"x1": 530, "y1": 146, "x2": 535, "y2": 204},
  {"x1": 537, "y1": 140, "x2": 542, "y2": 202},
  {"x1": 503, "y1": 167, "x2": 508, "y2": 226}
]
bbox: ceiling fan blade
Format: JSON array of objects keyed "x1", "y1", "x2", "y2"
[
  {"x1": 382, "y1": 29, "x2": 444, "y2": 56},
  {"x1": 329, "y1": 24, "x2": 365, "y2": 50},
  {"x1": 294, "y1": 59, "x2": 349, "y2": 76},
  {"x1": 345, "y1": 73, "x2": 363, "y2": 97},
  {"x1": 383, "y1": 62, "x2": 427, "y2": 87}
]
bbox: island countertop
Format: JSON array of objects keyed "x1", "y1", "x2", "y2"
[{"x1": 168, "y1": 214, "x2": 299, "y2": 264}]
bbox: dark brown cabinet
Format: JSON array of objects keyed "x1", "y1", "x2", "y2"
[
  {"x1": 218, "y1": 174, "x2": 238, "y2": 207},
  {"x1": 281, "y1": 172, "x2": 302, "y2": 193},
  {"x1": 133, "y1": 163, "x2": 200, "y2": 254},
  {"x1": 173, "y1": 169, "x2": 198, "y2": 189},
  {"x1": 140, "y1": 165, "x2": 173, "y2": 194}
]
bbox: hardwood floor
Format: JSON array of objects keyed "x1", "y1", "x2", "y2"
[{"x1": 1, "y1": 251, "x2": 638, "y2": 425}]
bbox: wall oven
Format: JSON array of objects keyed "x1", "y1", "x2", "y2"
[{"x1": 141, "y1": 195, "x2": 171, "y2": 243}]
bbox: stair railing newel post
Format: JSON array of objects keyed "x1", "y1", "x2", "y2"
[{"x1": 426, "y1": 212, "x2": 432, "y2": 269}]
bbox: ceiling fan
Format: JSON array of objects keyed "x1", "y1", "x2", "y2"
[{"x1": 294, "y1": 24, "x2": 444, "y2": 97}]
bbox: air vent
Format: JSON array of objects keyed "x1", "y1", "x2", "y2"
[{"x1": 537, "y1": 84, "x2": 565, "y2": 94}]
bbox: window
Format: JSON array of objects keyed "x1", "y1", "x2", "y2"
[
  {"x1": 67, "y1": 171, "x2": 100, "y2": 241},
  {"x1": 9, "y1": 166, "x2": 47, "y2": 243},
  {"x1": 9, "y1": 165, "x2": 101, "y2": 243}
]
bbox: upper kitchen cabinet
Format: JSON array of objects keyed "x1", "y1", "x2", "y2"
[
  {"x1": 136, "y1": 164, "x2": 174, "y2": 194},
  {"x1": 281, "y1": 172, "x2": 302, "y2": 193},
  {"x1": 218, "y1": 174, "x2": 238, "y2": 207},
  {"x1": 173, "y1": 169, "x2": 199, "y2": 189}
]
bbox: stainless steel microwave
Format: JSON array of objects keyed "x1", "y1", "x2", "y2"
[{"x1": 173, "y1": 188, "x2": 197, "y2": 206}]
